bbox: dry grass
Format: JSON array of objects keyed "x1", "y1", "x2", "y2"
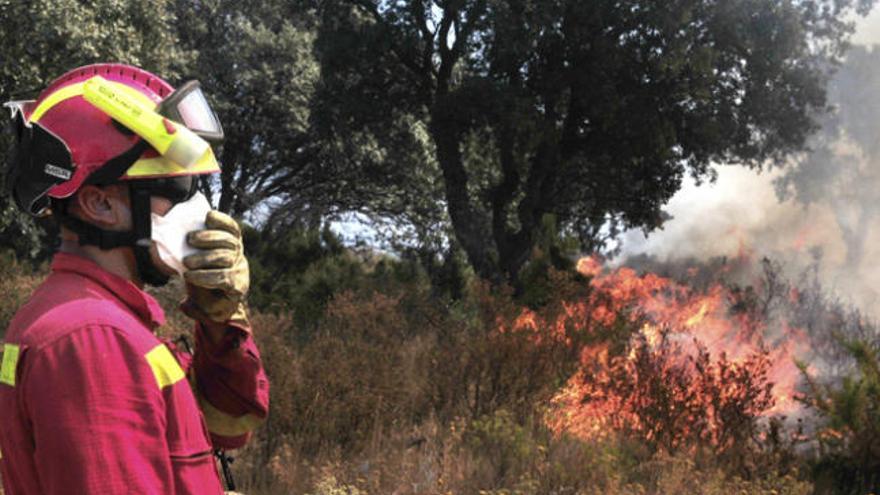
[{"x1": 0, "y1": 261, "x2": 818, "y2": 494}]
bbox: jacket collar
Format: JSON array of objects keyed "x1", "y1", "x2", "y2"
[{"x1": 51, "y1": 252, "x2": 166, "y2": 329}]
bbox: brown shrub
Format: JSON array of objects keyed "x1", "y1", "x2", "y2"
[
  {"x1": 429, "y1": 278, "x2": 589, "y2": 424},
  {"x1": 289, "y1": 290, "x2": 434, "y2": 454},
  {"x1": 0, "y1": 252, "x2": 46, "y2": 334}
]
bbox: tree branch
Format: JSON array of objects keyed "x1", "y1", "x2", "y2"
[{"x1": 346, "y1": 0, "x2": 432, "y2": 84}]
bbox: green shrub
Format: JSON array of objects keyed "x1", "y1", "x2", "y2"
[
  {"x1": 800, "y1": 338, "x2": 880, "y2": 495},
  {"x1": 465, "y1": 410, "x2": 537, "y2": 482}
]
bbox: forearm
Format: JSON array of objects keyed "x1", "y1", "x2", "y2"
[{"x1": 192, "y1": 321, "x2": 270, "y2": 448}]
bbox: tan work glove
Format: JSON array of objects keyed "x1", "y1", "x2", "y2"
[{"x1": 181, "y1": 210, "x2": 250, "y2": 328}]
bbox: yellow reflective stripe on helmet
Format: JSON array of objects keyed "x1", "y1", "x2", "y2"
[
  {"x1": 29, "y1": 82, "x2": 86, "y2": 123},
  {"x1": 124, "y1": 146, "x2": 220, "y2": 178},
  {"x1": 196, "y1": 391, "x2": 265, "y2": 438},
  {"x1": 144, "y1": 344, "x2": 185, "y2": 389},
  {"x1": 29, "y1": 79, "x2": 158, "y2": 123},
  {"x1": 0, "y1": 344, "x2": 21, "y2": 387}
]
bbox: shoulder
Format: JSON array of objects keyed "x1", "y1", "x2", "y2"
[{"x1": 8, "y1": 273, "x2": 155, "y2": 352}]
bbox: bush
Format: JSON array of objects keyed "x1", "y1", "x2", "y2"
[
  {"x1": 0, "y1": 250, "x2": 46, "y2": 334},
  {"x1": 800, "y1": 338, "x2": 880, "y2": 495},
  {"x1": 286, "y1": 289, "x2": 435, "y2": 454},
  {"x1": 429, "y1": 277, "x2": 590, "y2": 423}
]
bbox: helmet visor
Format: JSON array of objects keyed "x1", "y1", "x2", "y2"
[{"x1": 158, "y1": 81, "x2": 223, "y2": 142}]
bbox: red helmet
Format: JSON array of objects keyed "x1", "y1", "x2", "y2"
[{"x1": 6, "y1": 63, "x2": 222, "y2": 216}]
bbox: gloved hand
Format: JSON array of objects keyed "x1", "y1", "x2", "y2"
[{"x1": 180, "y1": 210, "x2": 250, "y2": 328}]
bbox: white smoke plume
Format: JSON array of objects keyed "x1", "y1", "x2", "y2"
[{"x1": 618, "y1": 15, "x2": 880, "y2": 316}]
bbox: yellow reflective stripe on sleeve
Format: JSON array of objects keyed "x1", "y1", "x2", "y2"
[
  {"x1": 144, "y1": 344, "x2": 185, "y2": 389},
  {"x1": 0, "y1": 344, "x2": 21, "y2": 387},
  {"x1": 196, "y1": 392, "x2": 265, "y2": 438}
]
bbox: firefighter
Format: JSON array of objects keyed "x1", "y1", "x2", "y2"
[{"x1": 0, "y1": 64, "x2": 269, "y2": 494}]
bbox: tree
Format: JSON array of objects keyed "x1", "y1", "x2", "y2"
[
  {"x1": 312, "y1": 0, "x2": 874, "y2": 286},
  {"x1": 0, "y1": 0, "x2": 184, "y2": 258},
  {"x1": 172, "y1": 0, "x2": 324, "y2": 219},
  {"x1": 776, "y1": 45, "x2": 880, "y2": 269}
]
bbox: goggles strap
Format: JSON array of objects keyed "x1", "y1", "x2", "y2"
[
  {"x1": 85, "y1": 140, "x2": 150, "y2": 186},
  {"x1": 56, "y1": 181, "x2": 172, "y2": 287}
]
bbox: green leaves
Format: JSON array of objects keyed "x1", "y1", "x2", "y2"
[
  {"x1": 172, "y1": 0, "x2": 321, "y2": 216},
  {"x1": 800, "y1": 336, "x2": 880, "y2": 494}
]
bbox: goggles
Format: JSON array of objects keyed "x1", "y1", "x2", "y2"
[
  {"x1": 157, "y1": 80, "x2": 224, "y2": 142},
  {"x1": 132, "y1": 175, "x2": 200, "y2": 205}
]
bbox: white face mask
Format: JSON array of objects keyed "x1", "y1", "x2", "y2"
[{"x1": 151, "y1": 191, "x2": 212, "y2": 276}]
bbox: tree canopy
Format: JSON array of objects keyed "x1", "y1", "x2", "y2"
[
  {"x1": 0, "y1": 0, "x2": 875, "y2": 287},
  {"x1": 172, "y1": 0, "x2": 323, "y2": 219}
]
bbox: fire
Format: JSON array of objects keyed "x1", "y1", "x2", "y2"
[{"x1": 535, "y1": 256, "x2": 807, "y2": 452}]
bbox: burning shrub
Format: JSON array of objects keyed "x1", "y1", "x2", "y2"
[
  {"x1": 544, "y1": 256, "x2": 805, "y2": 478},
  {"x1": 556, "y1": 334, "x2": 776, "y2": 460},
  {"x1": 140, "y1": 248, "x2": 872, "y2": 493},
  {"x1": 429, "y1": 277, "x2": 590, "y2": 423}
]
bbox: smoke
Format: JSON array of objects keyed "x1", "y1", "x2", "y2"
[
  {"x1": 618, "y1": 167, "x2": 875, "y2": 299},
  {"x1": 619, "y1": 20, "x2": 880, "y2": 317},
  {"x1": 620, "y1": 168, "x2": 837, "y2": 260},
  {"x1": 852, "y1": 7, "x2": 880, "y2": 46}
]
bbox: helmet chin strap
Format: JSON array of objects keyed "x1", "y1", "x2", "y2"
[
  {"x1": 57, "y1": 182, "x2": 171, "y2": 287},
  {"x1": 129, "y1": 184, "x2": 171, "y2": 287}
]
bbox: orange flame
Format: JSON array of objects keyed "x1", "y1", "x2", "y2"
[{"x1": 537, "y1": 255, "x2": 807, "y2": 449}]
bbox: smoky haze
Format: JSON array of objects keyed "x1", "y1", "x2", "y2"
[{"x1": 619, "y1": 14, "x2": 880, "y2": 317}]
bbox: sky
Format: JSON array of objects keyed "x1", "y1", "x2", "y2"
[
  {"x1": 618, "y1": 11, "x2": 880, "y2": 313},
  {"x1": 853, "y1": 7, "x2": 880, "y2": 45}
]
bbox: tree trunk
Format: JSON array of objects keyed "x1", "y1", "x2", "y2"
[{"x1": 430, "y1": 107, "x2": 503, "y2": 285}]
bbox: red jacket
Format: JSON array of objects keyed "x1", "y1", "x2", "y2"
[{"x1": 0, "y1": 253, "x2": 270, "y2": 494}]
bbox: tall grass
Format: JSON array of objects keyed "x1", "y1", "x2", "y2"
[{"x1": 1, "y1": 248, "x2": 877, "y2": 494}]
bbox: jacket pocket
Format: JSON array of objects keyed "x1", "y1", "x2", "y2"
[
  {"x1": 164, "y1": 375, "x2": 223, "y2": 493},
  {"x1": 169, "y1": 449, "x2": 224, "y2": 495}
]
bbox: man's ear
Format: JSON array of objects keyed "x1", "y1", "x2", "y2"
[{"x1": 72, "y1": 185, "x2": 129, "y2": 228}]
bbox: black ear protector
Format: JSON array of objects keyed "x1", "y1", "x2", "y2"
[{"x1": 5, "y1": 115, "x2": 76, "y2": 217}]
